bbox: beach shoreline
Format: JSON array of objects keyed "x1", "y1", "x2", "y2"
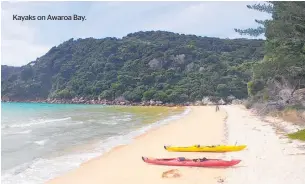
[
  {"x1": 46, "y1": 106, "x2": 227, "y2": 184},
  {"x1": 1, "y1": 104, "x2": 188, "y2": 184},
  {"x1": 45, "y1": 105, "x2": 305, "y2": 184},
  {"x1": 1, "y1": 98, "x2": 191, "y2": 107}
]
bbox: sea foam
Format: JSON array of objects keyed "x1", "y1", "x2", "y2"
[{"x1": 1, "y1": 107, "x2": 190, "y2": 184}]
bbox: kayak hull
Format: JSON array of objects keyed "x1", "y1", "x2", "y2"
[
  {"x1": 164, "y1": 145, "x2": 246, "y2": 152},
  {"x1": 142, "y1": 157, "x2": 241, "y2": 167}
]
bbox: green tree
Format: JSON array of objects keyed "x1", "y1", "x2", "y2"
[
  {"x1": 100, "y1": 90, "x2": 113, "y2": 100},
  {"x1": 143, "y1": 89, "x2": 156, "y2": 101},
  {"x1": 236, "y1": 2, "x2": 305, "y2": 100}
]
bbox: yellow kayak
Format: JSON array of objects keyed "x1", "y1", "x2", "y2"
[{"x1": 164, "y1": 144, "x2": 247, "y2": 152}]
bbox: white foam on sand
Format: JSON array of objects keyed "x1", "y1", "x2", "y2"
[
  {"x1": 222, "y1": 105, "x2": 305, "y2": 184},
  {"x1": 1, "y1": 107, "x2": 191, "y2": 184}
]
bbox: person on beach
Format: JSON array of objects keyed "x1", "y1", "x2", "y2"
[{"x1": 215, "y1": 104, "x2": 219, "y2": 112}]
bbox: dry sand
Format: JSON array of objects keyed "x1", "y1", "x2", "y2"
[
  {"x1": 47, "y1": 106, "x2": 228, "y2": 184},
  {"x1": 223, "y1": 105, "x2": 305, "y2": 184}
]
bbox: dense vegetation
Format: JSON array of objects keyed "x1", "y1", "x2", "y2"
[
  {"x1": 1, "y1": 31, "x2": 265, "y2": 103},
  {"x1": 235, "y1": 2, "x2": 305, "y2": 107},
  {"x1": 1, "y1": 65, "x2": 21, "y2": 81},
  {"x1": 235, "y1": 2, "x2": 305, "y2": 140}
]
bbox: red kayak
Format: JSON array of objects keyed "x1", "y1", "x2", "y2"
[{"x1": 142, "y1": 157, "x2": 241, "y2": 167}]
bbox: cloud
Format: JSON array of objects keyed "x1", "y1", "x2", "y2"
[
  {"x1": 144, "y1": 1, "x2": 271, "y2": 39},
  {"x1": 78, "y1": 2, "x2": 204, "y2": 38},
  {"x1": 1, "y1": 2, "x2": 51, "y2": 66},
  {"x1": 1, "y1": 1, "x2": 271, "y2": 66},
  {"x1": 1, "y1": 1, "x2": 93, "y2": 66}
]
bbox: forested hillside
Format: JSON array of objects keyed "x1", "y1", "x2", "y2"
[
  {"x1": 1, "y1": 31, "x2": 265, "y2": 103},
  {"x1": 1, "y1": 65, "x2": 21, "y2": 81},
  {"x1": 235, "y1": 2, "x2": 305, "y2": 110}
]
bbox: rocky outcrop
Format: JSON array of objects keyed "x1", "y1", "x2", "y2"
[
  {"x1": 201, "y1": 96, "x2": 227, "y2": 105},
  {"x1": 186, "y1": 63, "x2": 195, "y2": 72},
  {"x1": 202, "y1": 97, "x2": 214, "y2": 105},
  {"x1": 232, "y1": 99, "x2": 244, "y2": 105},
  {"x1": 291, "y1": 88, "x2": 305, "y2": 107},
  {"x1": 148, "y1": 58, "x2": 163, "y2": 69},
  {"x1": 1, "y1": 97, "x2": 194, "y2": 107},
  {"x1": 218, "y1": 99, "x2": 226, "y2": 105},
  {"x1": 171, "y1": 54, "x2": 185, "y2": 64}
]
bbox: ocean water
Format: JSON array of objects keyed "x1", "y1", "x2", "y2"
[{"x1": 1, "y1": 102, "x2": 189, "y2": 184}]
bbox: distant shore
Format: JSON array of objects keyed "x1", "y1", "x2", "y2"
[
  {"x1": 1, "y1": 99, "x2": 188, "y2": 107},
  {"x1": 1, "y1": 97, "x2": 223, "y2": 107}
]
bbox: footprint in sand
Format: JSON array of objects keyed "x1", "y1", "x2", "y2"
[{"x1": 215, "y1": 176, "x2": 225, "y2": 183}]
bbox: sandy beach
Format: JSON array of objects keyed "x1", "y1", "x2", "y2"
[
  {"x1": 47, "y1": 106, "x2": 227, "y2": 184},
  {"x1": 46, "y1": 105, "x2": 305, "y2": 184},
  {"x1": 223, "y1": 105, "x2": 305, "y2": 184}
]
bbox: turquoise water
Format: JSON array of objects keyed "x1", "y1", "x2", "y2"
[
  {"x1": 2, "y1": 103, "x2": 106, "y2": 170},
  {"x1": 1, "y1": 102, "x2": 189, "y2": 184}
]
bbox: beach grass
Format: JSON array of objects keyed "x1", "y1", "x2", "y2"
[
  {"x1": 269, "y1": 108, "x2": 305, "y2": 126},
  {"x1": 287, "y1": 129, "x2": 305, "y2": 141}
]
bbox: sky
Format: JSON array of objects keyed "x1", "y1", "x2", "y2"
[{"x1": 1, "y1": 1, "x2": 271, "y2": 66}]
